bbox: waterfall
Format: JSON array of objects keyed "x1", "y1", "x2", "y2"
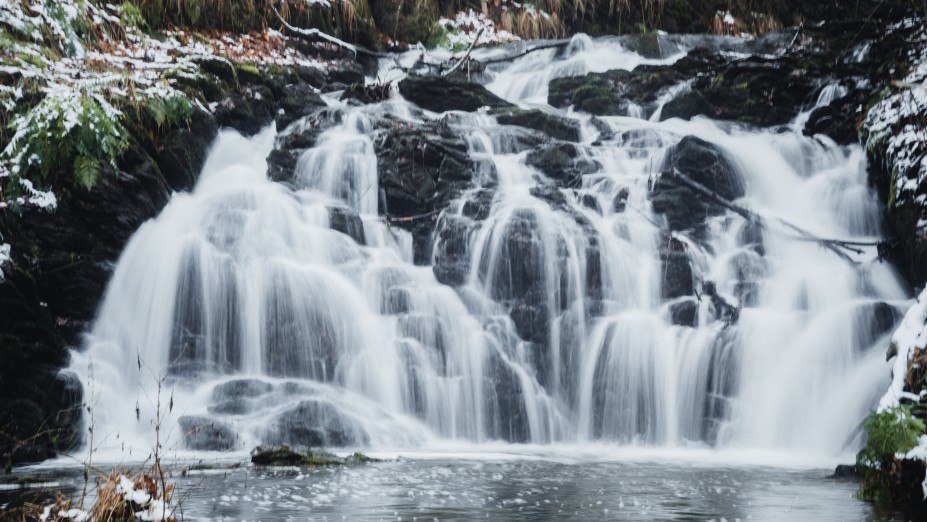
[{"x1": 73, "y1": 35, "x2": 909, "y2": 459}]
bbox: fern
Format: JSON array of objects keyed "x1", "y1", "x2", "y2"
[{"x1": 857, "y1": 404, "x2": 927, "y2": 502}]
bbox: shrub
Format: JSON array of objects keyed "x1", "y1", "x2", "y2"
[{"x1": 857, "y1": 404, "x2": 926, "y2": 502}]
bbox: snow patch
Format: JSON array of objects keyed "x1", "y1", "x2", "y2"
[
  {"x1": 437, "y1": 9, "x2": 521, "y2": 48},
  {"x1": 879, "y1": 287, "x2": 927, "y2": 412}
]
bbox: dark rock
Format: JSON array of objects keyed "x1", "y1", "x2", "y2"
[
  {"x1": 803, "y1": 89, "x2": 867, "y2": 145},
  {"x1": 328, "y1": 206, "x2": 366, "y2": 245},
  {"x1": 669, "y1": 298, "x2": 699, "y2": 327},
  {"x1": 398, "y1": 76, "x2": 513, "y2": 113},
  {"x1": 213, "y1": 86, "x2": 276, "y2": 136},
  {"x1": 661, "y1": 56, "x2": 819, "y2": 127},
  {"x1": 276, "y1": 84, "x2": 327, "y2": 130},
  {"x1": 728, "y1": 251, "x2": 766, "y2": 307},
  {"x1": 650, "y1": 136, "x2": 743, "y2": 232},
  {"x1": 580, "y1": 193, "x2": 602, "y2": 214},
  {"x1": 179, "y1": 416, "x2": 237, "y2": 451},
  {"x1": 266, "y1": 148, "x2": 301, "y2": 183},
  {"x1": 831, "y1": 464, "x2": 861, "y2": 480},
  {"x1": 432, "y1": 215, "x2": 471, "y2": 286},
  {"x1": 265, "y1": 400, "x2": 366, "y2": 447},
  {"x1": 250, "y1": 445, "x2": 344, "y2": 466},
  {"x1": 496, "y1": 109, "x2": 582, "y2": 142},
  {"x1": 526, "y1": 143, "x2": 599, "y2": 188},
  {"x1": 660, "y1": 237, "x2": 693, "y2": 299},
  {"x1": 613, "y1": 186, "x2": 630, "y2": 213},
  {"x1": 374, "y1": 119, "x2": 478, "y2": 263},
  {"x1": 483, "y1": 349, "x2": 530, "y2": 442}
]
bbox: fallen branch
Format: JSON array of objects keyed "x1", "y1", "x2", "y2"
[
  {"x1": 443, "y1": 28, "x2": 484, "y2": 77},
  {"x1": 478, "y1": 39, "x2": 571, "y2": 66},
  {"x1": 666, "y1": 167, "x2": 879, "y2": 263},
  {"x1": 270, "y1": 5, "x2": 387, "y2": 59}
]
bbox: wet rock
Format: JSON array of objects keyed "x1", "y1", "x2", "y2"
[
  {"x1": 495, "y1": 109, "x2": 582, "y2": 142},
  {"x1": 265, "y1": 400, "x2": 367, "y2": 447},
  {"x1": 580, "y1": 193, "x2": 602, "y2": 214},
  {"x1": 213, "y1": 86, "x2": 276, "y2": 136},
  {"x1": 526, "y1": 143, "x2": 599, "y2": 188},
  {"x1": 179, "y1": 416, "x2": 237, "y2": 451},
  {"x1": 650, "y1": 136, "x2": 743, "y2": 232},
  {"x1": 461, "y1": 188, "x2": 495, "y2": 221},
  {"x1": 250, "y1": 445, "x2": 343, "y2": 466},
  {"x1": 853, "y1": 302, "x2": 903, "y2": 352},
  {"x1": 398, "y1": 76, "x2": 513, "y2": 113},
  {"x1": 612, "y1": 186, "x2": 630, "y2": 213},
  {"x1": 803, "y1": 88, "x2": 867, "y2": 145},
  {"x1": 660, "y1": 237, "x2": 694, "y2": 299},
  {"x1": 661, "y1": 56, "x2": 819, "y2": 127},
  {"x1": 831, "y1": 464, "x2": 861, "y2": 480},
  {"x1": 483, "y1": 349, "x2": 530, "y2": 442},
  {"x1": 275, "y1": 84, "x2": 327, "y2": 130},
  {"x1": 432, "y1": 215, "x2": 471, "y2": 286},
  {"x1": 213, "y1": 379, "x2": 274, "y2": 401},
  {"x1": 728, "y1": 250, "x2": 767, "y2": 307},
  {"x1": 374, "y1": 119, "x2": 478, "y2": 263},
  {"x1": 510, "y1": 289, "x2": 551, "y2": 345},
  {"x1": 328, "y1": 206, "x2": 366, "y2": 245},
  {"x1": 266, "y1": 148, "x2": 301, "y2": 183},
  {"x1": 669, "y1": 298, "x2": 699, "y2": 327}
]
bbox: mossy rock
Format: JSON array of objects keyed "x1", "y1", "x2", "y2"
[{"x1": 250, "y1": 445, "x2": 380, "y2": 466}]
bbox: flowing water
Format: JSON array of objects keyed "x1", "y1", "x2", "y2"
[{"x1": 59, "y1": 34, "x2": 914, "y2": 518}]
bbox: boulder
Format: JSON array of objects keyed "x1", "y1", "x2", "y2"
[
  {"x1": 495, "y1": 109, "x2": 582, "y2": 142},
  {"x1": 264, "y1": 400, "x2": 367, "y2": 447},
  {"x1": 650, "y1": 136, "x2": 744, "y2": 232},
  {"x1": 526, "y1": 143, "x2": 599, "y2": 188},
  {"x1": 398, "y1": 76, "x2": 513, "y2": 113},
  {"x1": 179, "y1": 416, "x2": 237, "y2": 451}
]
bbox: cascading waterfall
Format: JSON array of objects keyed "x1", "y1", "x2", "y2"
[{"x1": 73, "y1": 34, "x2": 910, "y2": 460}]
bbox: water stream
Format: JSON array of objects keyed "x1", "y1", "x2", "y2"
[{"x1": 66, "y1": 34, "x2": 911, "y2": 504}]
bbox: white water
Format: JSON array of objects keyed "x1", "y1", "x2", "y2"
[{"x1": 72, "y1": 35, "x2": 909, "y2": 464}]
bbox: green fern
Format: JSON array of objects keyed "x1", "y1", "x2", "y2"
[{"x1": 857, "y1": 404, "x2": 927, "y2": 502}]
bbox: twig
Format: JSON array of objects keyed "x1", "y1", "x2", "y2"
[{"x1": 443, "y1": 28, "x2": 485, "y2": 77}]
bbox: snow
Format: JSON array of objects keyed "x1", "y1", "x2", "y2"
[
  {"x1": 878, "y1": 287, "x2": 927, "y2": 412},
  {"x1": 864, "y1": 22, "x2": 927, "y2": 211},
  {"x1": 437, "y1": 9, "x2": 521, "y2": 48},
  {"x1": 904, "y1": 434, "x2": 927, "y2": 499},
  {"x1": 116, "y1": 474, "x2": 175, "y2": 521}
]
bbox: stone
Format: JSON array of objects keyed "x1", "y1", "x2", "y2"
[{"x1": 398, "y1": 76, "x2": 514, "y2": 113}]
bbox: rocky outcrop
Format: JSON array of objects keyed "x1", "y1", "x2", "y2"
[{"x1": 398, "y1": 76, "x2": 514, "y2": 113}]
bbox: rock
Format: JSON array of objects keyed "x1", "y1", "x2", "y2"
[
  {"x1": 250, "y1": 445, "x2": 344, "y2": 466},
  {"x1": 495, "y1": 109, "x2": 582, "y2": 142},
  {"x1": 650, "y1": 136, "x2": 743, "y2": 232},
  {"x1": 179, "y1": 416, "x2": 237, "y2": 451},
  {"x1": 398, "y1": 76, "x2": 513, "y2": 113},
  {"x1": 275, "y1": 84, "x2": 327, "y2": 130},
  {"x1": 328, "y1": 206, "x2": 366, "y2": 245},
  {"x1": 264, "y1": 400, "x2": 367, "y2": 447},
  {"x1": 661, "y1": 56, "x2": 819, "y2": 127},
  {"x1": 612, "y1": 186, "x2": 630, "y2": 213},
  {"x1": 213, "y1": 86, "x2": 276, "y2": 135},
  {"x1": 803, "y1": 88, "x2": 867, "y2": 145},
  {"x1": 432, "y1": 215, "x2": 472, "y2": 286},
  {"x1": 526, "y1": 143, "x2": 599, "y2": 188},
  {"x1": 374, "y1": 119, "x2": 478, "y2": 263},
  {"x1": 669, "y1": 298, "x2": 699, "y2": 327},
  {"x1": 660, "y1": 237, "x2": 693, "y2": 299},
  {"x1": 483, "y1": 349, "x2": 530, "y2": 442},
  {"x1": 830, "y1": 464, "x2": 861, "y2": 480}
]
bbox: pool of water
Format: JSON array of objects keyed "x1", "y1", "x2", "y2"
[{"x1": 1, "y1": 447, "x2": 913, "y2": 521}]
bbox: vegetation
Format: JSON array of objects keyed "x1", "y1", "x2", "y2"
[{"x1": 856, "y1": 404, "x2": 926, "y2": 503}]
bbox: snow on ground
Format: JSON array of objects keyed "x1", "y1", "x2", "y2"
[
  {"x1": 864, "y1": 19, "x2": 927, "y2": 231},
  {"x1": 437, "y1": 8, "x2": 522, "y2": 48},
  {"x1": 879, "y1": 288, "x2": 927, "y2": 412}
]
